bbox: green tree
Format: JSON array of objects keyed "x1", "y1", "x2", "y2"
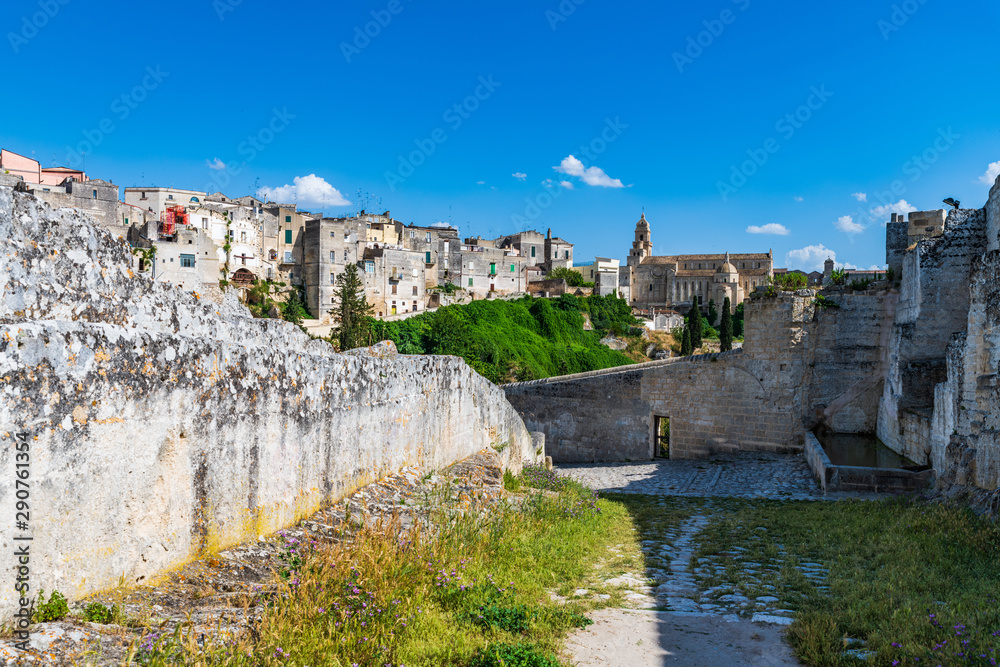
[
  {"x1": 680, "y1": 325, "x2": 692, "y2": 356},
  {"x1": 720, "y1": 297, "x2": 733, "y2": 351},
  {"x1": 707, "y1": 298, "x2": 718, "y2": 326},
  {"x1": 688, "y1": 299, "x2": 703, "y2": 351},
  {"x1": 281, "y1": 287, "x2": 309, "y2": 325},
  {"x1": 329, "y1": 264, "x2": 373, "y2": 351},
  {"x1": 733, "y1": 302, "x2": 745, "y2": 338},
  {"x1": 547, "y1": 267, "x2": 589, "y2": 287}
]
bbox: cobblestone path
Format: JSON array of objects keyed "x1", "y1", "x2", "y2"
[{"x1": 557, "y1": 452, "x2": 824, "y2": 500}]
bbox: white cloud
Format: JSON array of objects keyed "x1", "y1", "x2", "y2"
[
  {"x1": 259, "y1": 174, "x2": 350, "y2": 208},
  {"x1": 785, "y1": 244, "x2": 835, "y2": 272},
  {"x1": 206, "y1": 158, "x2": 227, "y2": 171},
  {"x1": 977, "y1": 161, "x2": 1000, "y2": 186},
  {"x1": 840, "y1": 262, "x2": 885, "y2": 271},
  {"x1": 794, "y1": 196, "x2": 804, "y2": 202},
  {"x1": 870, "y1": 199, "x2": 917, "y2": 219},
  {"x1": 476, "y1": 180, "x2": 486, "y2": 185},
  {"x1": 512, "y1": 172, "x2": 527, "y2": 181},
  {"x1": 852, "y1": 192, "x2": 867, "y2": 202},
  {"x1": 746, "y1": 223, "x2": 790, "y2": 236},
  {"x1": 553, "y1": 155, "x2": 626, "y2": 188},
  {"x1": 834, "y1": 215, "x2": 865, "y2": 236},
  {"x1": 559, "y1": 180, "x2": 574, "y2": 190},
  {"x1": 430, "y1": 222, "x2": 454, "y2": 229}
]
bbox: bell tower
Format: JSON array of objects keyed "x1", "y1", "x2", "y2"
[{"x1": 628, "y1": 212, "x2": 653, "y2": 268}]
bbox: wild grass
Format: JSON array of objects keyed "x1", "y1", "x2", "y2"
[
  {"x1": 613, "y1": 494, "x2": 1000, "y2": 667},
  {"x1": 131, "y1": 474, "x2": 634, "y2": 666}
]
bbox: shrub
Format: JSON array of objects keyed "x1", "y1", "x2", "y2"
[
  {"x1": 830, "y1": 268, "x2": 848, "y2": 285},
  {"x1": 81, "y1": 602, "x2": 119, "y2": 624},
  {"x1": 849, "y1": 277, "x2": 874, "y2": 291},
  {"x1": 468, "y1": 643, "x2": 561, "y2": 667},
  {"x1": 34, "y1": 589, "x2": 69, "y2": 622},
  {"x1": 520, "y1": 464, "x2": 569, "y2": 492},
  {"x1": 770, "y1": 272, "x2": 808, "y2": 290}
]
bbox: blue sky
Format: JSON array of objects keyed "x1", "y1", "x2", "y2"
[{"x1": 3, "y1": 0, "x2": 999, "y2": 270}]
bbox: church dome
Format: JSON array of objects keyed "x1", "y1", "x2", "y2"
[
  {"x1": 717, "y1": 261, "x2": 737, "y2": 274},
  {"x1": 636, "y1": 212, "x2": 649, "y2": 228}
]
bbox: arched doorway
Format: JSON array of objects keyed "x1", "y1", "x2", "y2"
[{"x1": 231, "y1": 268, "x2": 255, "y2": 287}]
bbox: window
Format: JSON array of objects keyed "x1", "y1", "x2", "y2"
[
  {"x1": 167, "y1": 194, "x2": 174, "y2": 200},
  {"x1": 649, "y1": 284, "x2": 652, "y2": 291},
  {"x1": 285, "y1": 230, "x2": 292, "y2": 244},
  {"x1": 201, "y1": 217, "x2": 208, "y2": 229},
  {"x1": 92, "y1": 190, "x2": 97, "y2": 199},
  {"x1": 330, "y1": 251, "x2": 335, "y2": 262},
  {"x1": 410, "y1": 231, "x2": 415, "y2": 238},
  {"x1": 190, "y1": 197, "x2": 199, "y2": 203},
  {"x1": 180, "y1": 254, "x2": 195, "y2": 267},
  {"x1": 365, "y1": 261, "x2": 375, "y2": 274},
  {"x1": 468, "y1": 278, "x2": 474, "y2": 287},
  {"x1": 425, "y1": 251, "x2": 431, "y2": 263},
  {"x1": 330, "y1": 273, "x2": 336, "y2": 285},
  {"x1": 425, "y1": 232, "x2": 431, "y2": 242},
  {"x1": 330, "y1": 231, "x2": 334, "y2": 238},
  {"x1": 531, "y1": 246, "x2": 536, "y2": 258},
  {"x1": 241, "y1": 231, "x2": 246, "y2": 242},
  {"x1": 284, "y1": 251, "x2": 294, "y2": 263},
  {"x1": 391, "y1": 284, "x2": 397, "y2": 295},
  {"x1": 490, "y1": 263, "x2": 496, "y2": 275},
  {"x1": 140, "y1": 192, "x2": 146, "y2": 199},
  {"x1": 285, "y1": 215, "x2": 291, "y2": 223},
  {"x1": 412, "y1": 286, "x2": 418, "y2": 295}
]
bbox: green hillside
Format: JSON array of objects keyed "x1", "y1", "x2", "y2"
[{"x1": 376, "y1": 294, "x2": 640, "y2": 384}]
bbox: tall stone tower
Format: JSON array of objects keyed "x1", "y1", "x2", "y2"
[{"x1": 627, "y1": 212, "x2": 653, "y2": 268}]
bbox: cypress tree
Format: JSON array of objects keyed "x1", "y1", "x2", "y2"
[
  {"x1": 681, "y1": 325, "x2": 692, "y2": 356},
  {"x1": 329, "y1": 263, "x2": 374, "y2": 351},
  {"x1": 720, "y1": 296, "x2": 733, "y2": 351},
  {"x1": 707, "y1": 299, "x2": 718, "y2": 326},
  {"x1": 688, "y1": 299, "x2": 703, "y2": 352}
]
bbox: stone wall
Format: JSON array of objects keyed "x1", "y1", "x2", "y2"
[
  {"x1": 987, "y1": 175, "x2": 1000, "y2": 252},
  {"x1": 0, "y1": 188, "x2": 540, "y2": 618},
  {"x1": 878, "y1": 209, "x2": 988, "y2": 461},
  {"x1": 505, "y1": 289, "x2": 895, "y2": 462}
]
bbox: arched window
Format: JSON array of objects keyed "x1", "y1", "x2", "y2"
[{"x1": 190, "y1": 197, "x2": 200, "y2": 203}]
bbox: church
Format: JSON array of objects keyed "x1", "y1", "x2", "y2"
[{"x1": 626, "y1": 213, "x2": 774, "y2": 322}]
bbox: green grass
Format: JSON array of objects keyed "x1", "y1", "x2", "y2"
[
  {"x1": 611, "y1": 493, "x2": 1000, "y2": 667},
  {"x1": 133, "y1": 474, "x2": 635, "y2": 666}
]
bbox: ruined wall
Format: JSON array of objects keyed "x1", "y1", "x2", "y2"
[
  {"x1": 879, "y1": 209, "x2": 987, "y2": 463},
  {"x1": 505, "y1": 289, "x2": 894, "y2": 462},
  {"x1": 0, "y1": 189, "x2": 540, "y2": 617},
  {"x1": 987, "y1": 175, "x2": 1000, "y2": 252},
  {"x1": 505, "y1": 364, "x2": 655, "y2": 462}
]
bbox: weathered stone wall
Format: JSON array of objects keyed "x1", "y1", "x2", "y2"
[
  {"x1": 879, "y1": 209, "x2": 987, "y2": 461},
  {"x1": 505, "y1": 289, "x2": 894, "y2": 462},
  {"x1": 929, "y1": 249, "x2": 1000, "y2": 489},
  {"x1": 0, "y1": 189, "x2": 539, "y2": 618},
  {"x1": 987, "y1": 175, "x2": 1000, "y2": 252}
]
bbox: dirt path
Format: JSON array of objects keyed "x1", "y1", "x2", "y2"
[{"x1": 564, "y1": 608, "x2": 802, "y2": 666}]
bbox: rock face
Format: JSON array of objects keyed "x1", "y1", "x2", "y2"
[{"x1": 0, "y1": 188, "x2": 540, "y2": 617}]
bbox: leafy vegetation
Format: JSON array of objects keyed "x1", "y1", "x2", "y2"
[
  {"x1": 377, "y1": 294, "x2": 638, "y2": 383},
  {"x1": 830, "y1": 267, "x2": 848, "y2": 286},
  {"x1": 34, "y1": 589, "x2": 69, "y2": 623},
  {"x1": 133, "y1": 470, "x2": 633, "y2": 666},
  {"x1": 546, "y1": 267, "x2": 594, "y2": 288},
  {"x1": 770, "y1": 272, "x2": 808, "y2": 290},
  {"x1": 81, "y1": 602, "x2": 121, "y2": 625}
]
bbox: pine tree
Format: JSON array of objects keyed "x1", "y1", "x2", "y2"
[
  {"x1": 688, "y1": 298, "x2": 703, "y2": 352},
  {"x1": 681, "y1": 325, "x2": 692, "y2": 356},
  {"x1": 707, "y1": 299, "x2": 718, "y2": 326},
  {"x1": 329, "y1": 264, "x2": 374, "y2": 351},
  {"x1": 720, "y1": 296, "x2": 733, "y2": 352}
]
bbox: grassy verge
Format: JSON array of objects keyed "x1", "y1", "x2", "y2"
[
  {"x1": 133, "y1": 468, "x2": 634, "y2": 666},
  {"x1": 612, "y1": 494, "x2": 1000, "y2": 667}
]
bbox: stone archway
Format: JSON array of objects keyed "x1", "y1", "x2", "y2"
[{"x1": 231, "y1": 268, "x2": 255, "y2": 287}]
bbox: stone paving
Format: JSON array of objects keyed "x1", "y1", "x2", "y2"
[{"x1": 557, "y1": 451, "x2": 826, "y2": 500}]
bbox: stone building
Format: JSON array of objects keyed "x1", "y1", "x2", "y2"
[
  {"x1": 626, "y1": 213, "x2": 772, "y2": 318},
  {"x1": 495, "y1": 228, "x2": 573, "y2": 276}
]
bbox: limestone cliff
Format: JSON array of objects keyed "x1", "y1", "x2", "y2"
[{"x1": 0, "y1": 188, "x2": 539, "y2": 617}]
